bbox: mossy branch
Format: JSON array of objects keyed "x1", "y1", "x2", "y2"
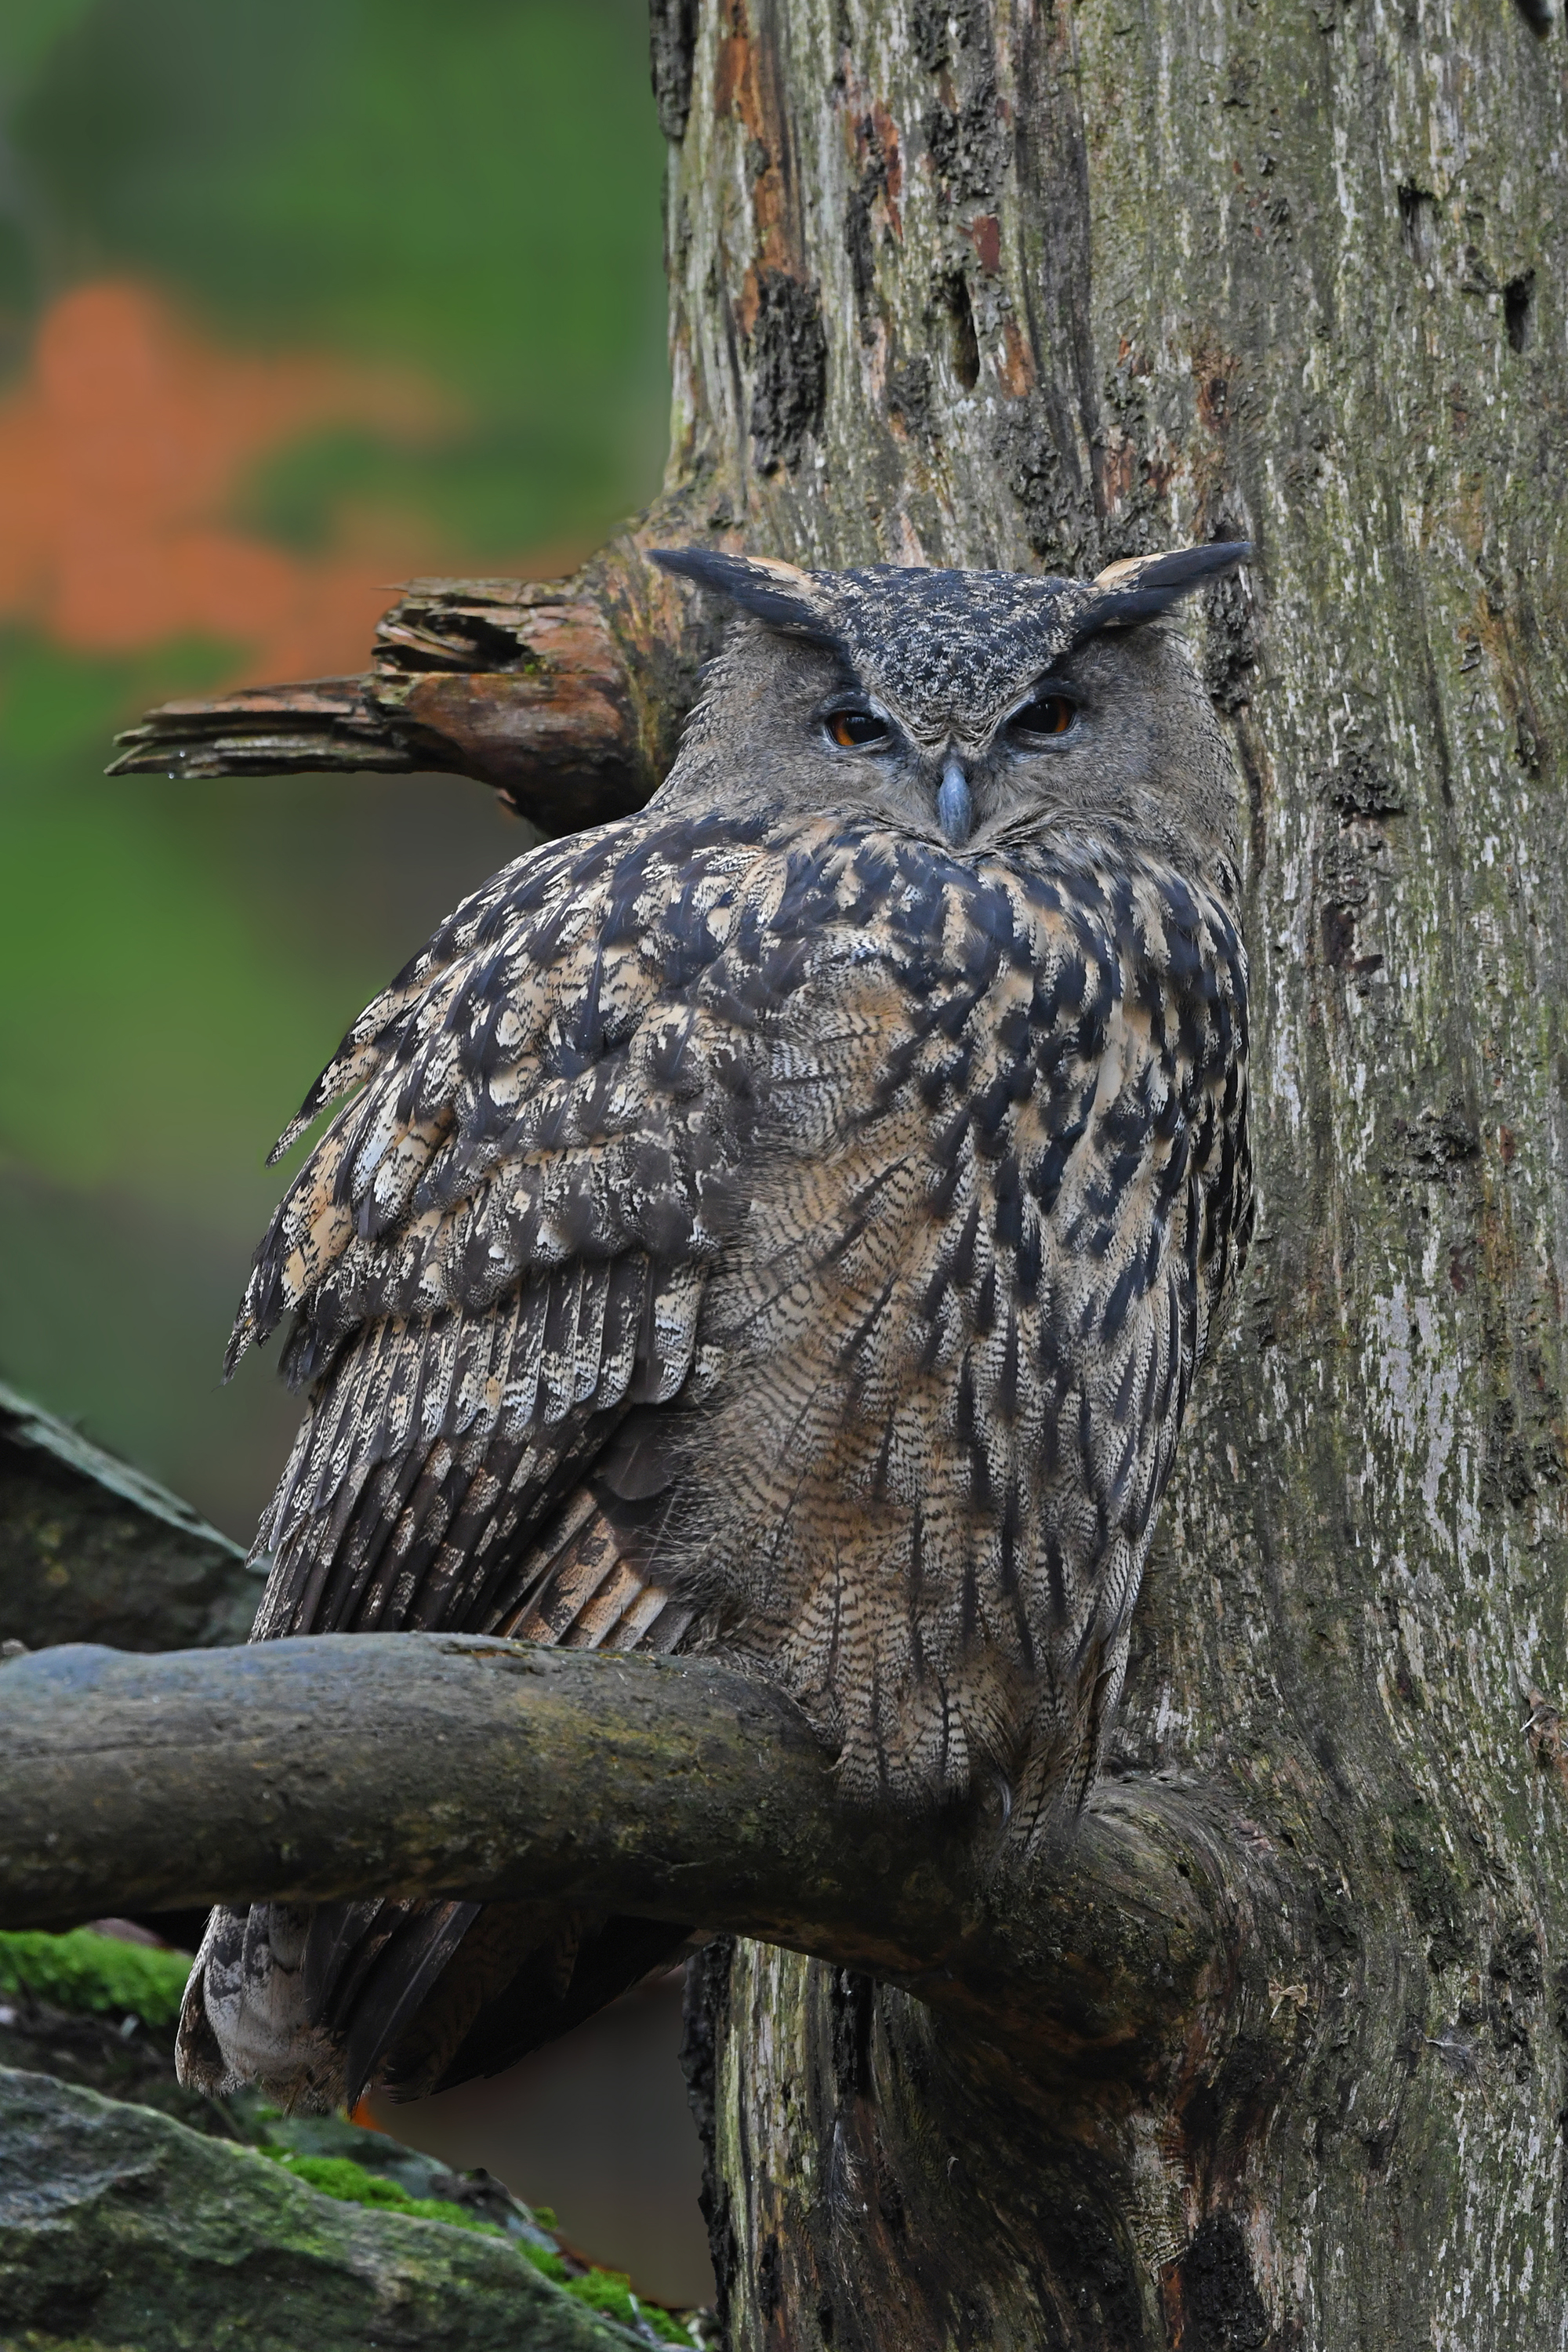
[{"x1": 0, "y1": 1632, "x2": 1314, "y2": 2092}]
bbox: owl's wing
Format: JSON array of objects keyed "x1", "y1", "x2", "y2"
[
  {"x1": 237, "y1": 809, "x2": 783, "y2": 1647},
  {"x1": 180, "y1": 808, "x2": 792, "y2": 2110}
]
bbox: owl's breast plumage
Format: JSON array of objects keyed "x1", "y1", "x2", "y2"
[{"x1": 648, "y1": 816, "x2": 1251, "y2": 1809}]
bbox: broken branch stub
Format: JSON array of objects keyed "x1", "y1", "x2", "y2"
[{"x1": 107, "y1": 546, "x2": 709, "y2": 837}]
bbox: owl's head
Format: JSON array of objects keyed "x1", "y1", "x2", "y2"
[{"x1": 650, "y1": 544, "x2": 1250, "y2": 877}]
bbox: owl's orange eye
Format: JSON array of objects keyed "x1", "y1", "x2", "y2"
[
  {"x1": 826, "y1": 706, "x2": 891, "y2": 750},
  {"x1": 1011, "y1": 694, "x2": 1077, "y2": 738}
]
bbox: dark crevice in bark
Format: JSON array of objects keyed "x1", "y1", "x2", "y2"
[
  {"x1": 747, "y1": 271, "x2": 829, "y2": 474},
  {"x1": 648, "y1": 0, "x2": 699, "y2": 138},
  {"x1": 941, "y1": 267, "x2": 980, "y2": 391},
  {"x1": 1513, "y1": 0, "x2": 1555, "y2": 37},
  {"x1": 1504, "y1": 270, "x2": 1537, "y2": 353},
  {"x1": 681, "y1": 1938, "x2": 739, "y2": 2339}
]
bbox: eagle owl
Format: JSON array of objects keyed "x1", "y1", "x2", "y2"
[{"x1": 177, "y1": 543, "x2": 1254, "y2": 2111}]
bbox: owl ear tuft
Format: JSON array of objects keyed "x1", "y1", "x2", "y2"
[
  {"x1": 649, "y1": 547, "x2": 840, "y2": 646},
  {"x1": 1077, "y1": 540, "x2": 1251, "y2": 636}
]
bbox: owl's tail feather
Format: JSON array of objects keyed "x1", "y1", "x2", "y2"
[
  {"x1": 176, "y1": 1472, "x2": 703, "y2": 2112},
  {"x1": 176, "y1": 1896, "x2": 488, "y2": 2112},
  {"x1": 176, "y1": 1895, "x2": 693, "y2": 2113}
]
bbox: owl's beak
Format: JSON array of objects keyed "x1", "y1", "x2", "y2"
[{"x1": 936, "y1": 754, "x2": 973, "y2": 847}]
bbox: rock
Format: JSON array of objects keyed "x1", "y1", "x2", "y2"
[
  {"x1": 0, "y1": 2068, "x2": 645, "y2": 2350},
  {"x1": 0, "y1": 1380, "x2": 263, "y2": 1656},
  {"x1": 0, "y1": 1986, "x2": 227, "y2": 2145}
]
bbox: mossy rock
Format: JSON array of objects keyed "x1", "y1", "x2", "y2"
[
  {"x1": 0, "y1": 2068, "x2": 647, "y2": 2350},
  {"x1": 0, "y1": 1933, "x2": 230, "y2": 2143},
  {"x1": 0, "y1": 1931, "x2": 191, "y2": 2032}
]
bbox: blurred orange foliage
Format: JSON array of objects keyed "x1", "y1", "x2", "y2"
[{"x1": 0, "y1": 281, "x2": 459, "y2": 681}]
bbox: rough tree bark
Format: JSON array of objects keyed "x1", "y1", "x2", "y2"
[{"x1": 84, "y1": 0, "x2": 1568, "y2": 2343}]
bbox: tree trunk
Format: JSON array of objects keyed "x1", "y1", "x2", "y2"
[
  {"x1": 654, "y1": 2, "x2": 1568, "y2": 2345},
  {"x1": 93, "y1": 0, "x2": 1568, "y2": 2341}
]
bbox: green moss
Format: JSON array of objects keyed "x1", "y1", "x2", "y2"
[
  {"x1": 260, "y1": 2148, "x2": 505, "y2": 2236},
  {"x1": 261, "y1": 2147, "x2": 696, "y2": 2343},
  {"x1": 522, "y1": 2241, "x2": 575, "y2": 2285},
  {"x1": 566, "y1": 2269, "x2": 699, "y2": 2345},
  {"x1": 0, "y1": 1928, "x2": 191, "y2": 2028}
]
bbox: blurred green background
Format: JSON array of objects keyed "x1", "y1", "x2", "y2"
[
  {"x1": 0, "y1": 0, "x2": 669, "y2": 1539},
  {"x1": 0, "y1": 0, "x2": 713, "y2": 2308}
]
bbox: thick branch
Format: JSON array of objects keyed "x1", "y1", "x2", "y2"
[
  {"x1": 107, "y1": 544, "x2": 710, "y2": 836},
  {"x1": 0, "y1": 1632, "x2": 1312, "y2": 2092}
]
